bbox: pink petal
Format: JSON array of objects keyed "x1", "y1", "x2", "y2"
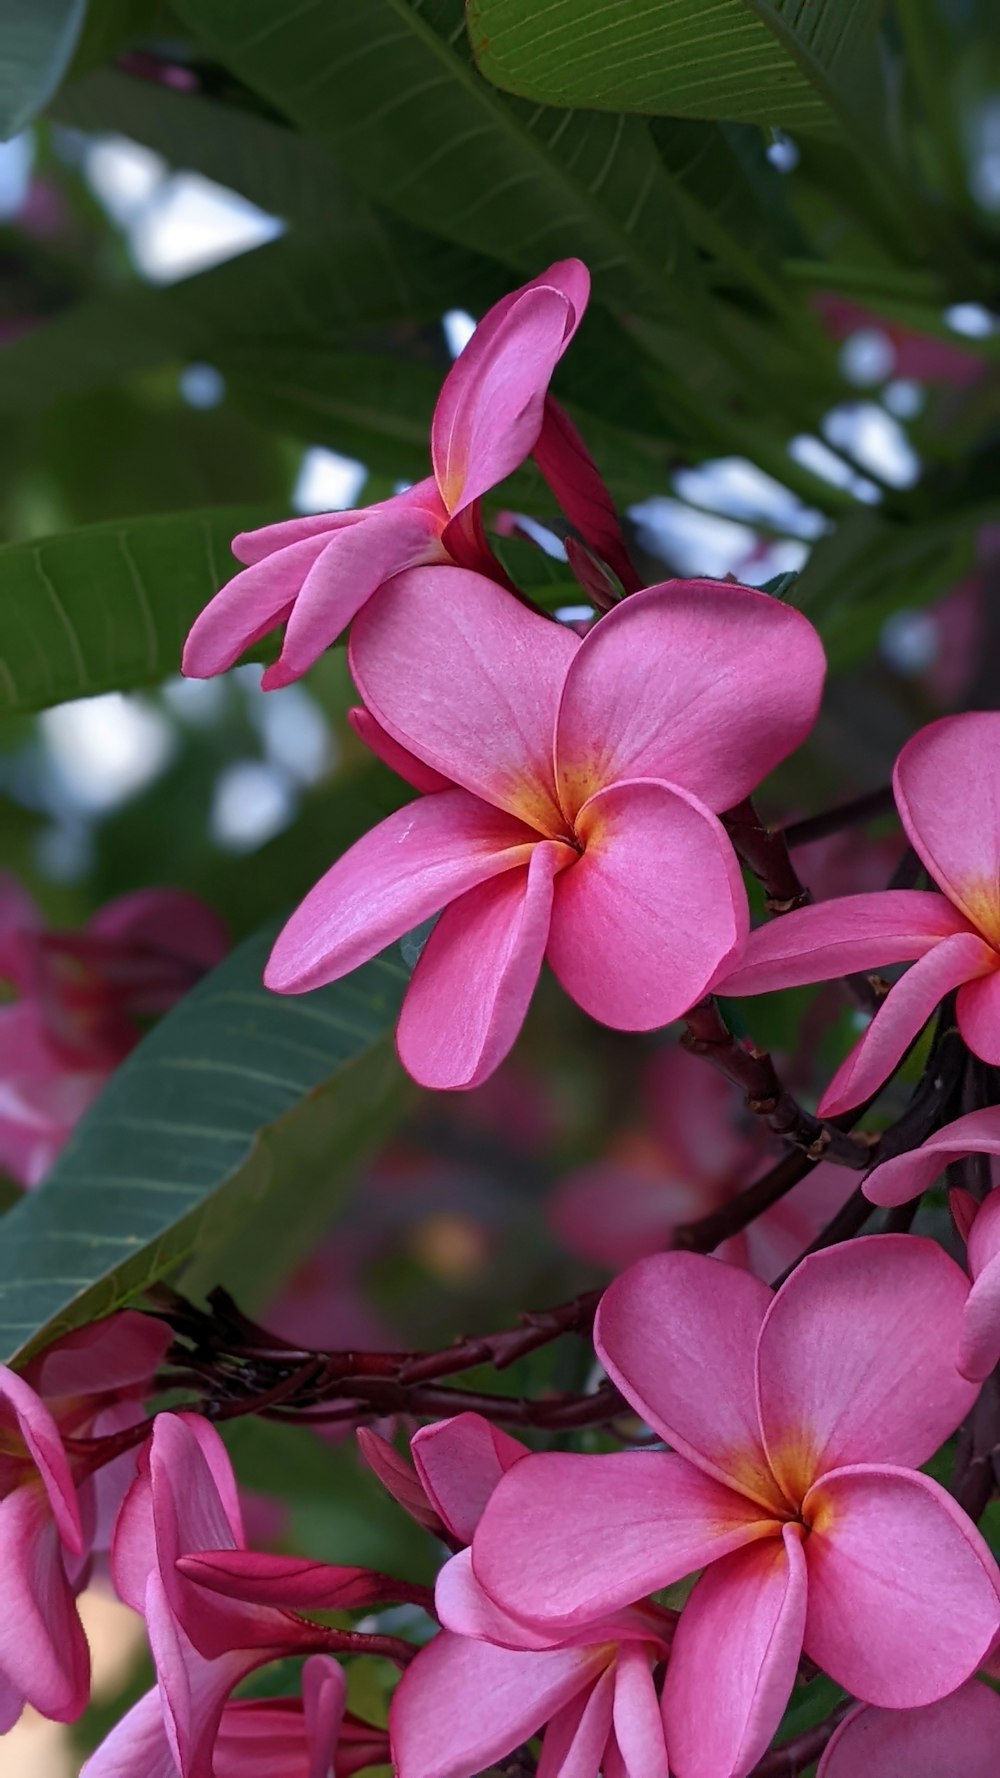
[
  {"x1": 548, "y1": 1159, "x2": 710, "y2": 1271},
  {"x1": 260, "y1": 497, "x2": 448, "y2": 690},
  {"x1": 864, "y1": 1106, "x2": 1000, "y2": 1207},
  {"x1": 435, "y1": 1547, "x2": 561, "y2": 1651},
  {"x1": 643, "y1": 1044, "x2": 753, "y2": 1182},
  {"x1": 0, "y1": 1488, "x2": 89, "y2": 1722},
  {"x1": 610, "y1": 1643, "x2": 669, "y2": 1778},
  {"x1": 546, "y1": 779, "x2": 748, "y2": 1030},
  {"x1": 472, "y1": 1450, "x2": 776, "y2": 1631},
  {"x1": 741, "y1": 1161, "x2": 855, "y2": 1282},
  {"x1": 348, "y1": 566, "x2": 578, "y2": 834},
  {"x1": 81, "y1": 1685, "x2": 180, "y2": 1778},
  {"x1": 757, "y1": 1236, "x2": 977, "y2": 1496},
  {"x1": 595, "y1": 1253, "x2": 781, "y2": 1509},
  {"x1": 818, "y1": 932, "x2": 997, "y2": 1115},
  {"x1": 533, "y1": 399, "x2": 640, "y2": 594},
  {"x1": 411, "y1": 1413, "x2": 526, "y2": 1543},
  {"x1": 177, "y1": 1550, "x2": 414, "y2": 1619},
  {"x1": 182, "y1": 533, "x2": 328, "y2": 677},
  {"x1": 356, "y1": 1429, "x2": 444, "y2": 1536},
  {"x1": 536, "y1": 1665, "x2": 614, "y2": 1778},
  {"x1": 86, "y1": 892, "x2": 228, "y2": 980},
  {"x1": 302, "y1": 1655, "x2": 348, "y2": 1778},
  {"x1": 26, "y1": 1309, "x2": 170, "y2": 1400},
  {"x1": 231, "y1": 508, "x2": 364, "y2": 568},
  {"x1": 390, "y1": 1630, "x2": 600, "y2": 1778},
  {"x1": 396, "y1": 840, "x2": 572, "y2": 1090},
  {"x1": 817, "y1": 1683, "x2": 1000, "y2": 1778},
  {"x1": 0, "y1": 1365, "x2": 82, "y2": 1553},
  {"x1": 432, "y1": 286, "x2": 575, "y2": 512},
  {"x1": 144, "y1": 1570, "x2": 265, "y2": 1778},
  {"x1": 894, "y1": 712, "x2": 1000, "y2": 944},
  {"x1": 960, "y1": 1189, "x2": 1000, "y2": 1379},
  {"x1": 718, "y1": 890, "x2": 970, "y2": 997},
  {"x1": 264, "y1": 790, "x2": 540, "y2": 995},
  {"x1": 663, "y1": 1525, "x2": 806, "y2": 1778},
  {"x1": 347, "y1": 707, "x2": 452, "y2": 794},
  {"x1": 957, "y1": 966, "x2": 1000, "y2": 1063},
  {"x1": 803, "y1": 1464, "x2": 1000, "y2": 1705},
  {"x1": 554, "y1": 581, "x2": 826, "y2": 817}
]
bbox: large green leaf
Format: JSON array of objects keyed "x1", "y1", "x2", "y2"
[
  {"x1": 0, "y1": 0, "x2": 86, "y2": 138},
  {"x1": 0, "y1": 504, "x2": 276, "y2": 715},
  {"x1": 170, "y1": 0, "x2": 706, "y2": 323},
  {"x1": 467, "y1": 0, "x2": 883, "y2": 132},
  {"x1": 0, "y1": 925, "x2": 409, "y2": 1365}
]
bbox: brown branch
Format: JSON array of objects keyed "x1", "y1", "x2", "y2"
[
  {"x1": 782, "y1": 785, "x2": 895, "y2": 849},
  {"x1": 672, "y1": 1150, "x2": 813, "y2": 1253},
  {"x1": 722, "y1": 799, "x2": 810, "y2": 913},
  {"x1": 269, "y1": 1379, "x2": 624, "y2": 1434},
  {"x1": 749, "y1": 1702, "x2": 852, "y2": 1775}
]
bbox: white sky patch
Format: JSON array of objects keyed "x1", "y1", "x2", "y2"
[
  {"x1": 247, "y1": 683, "x2": 334, "y2": 786},
  {"x1": 943, "y1": 302, "x2": 996, "y2": 338},
  {"x1": 161, "y1": 675, "x2": 229, "y2": 726},
  {"x1": 179, "y1": 363, "x2": 225, "y2": 409},
  {"x1": 631, "y1": 497, "x2": 808, "y2": 583},
  {"x1": 443, "y1": 308, "x2": 477, "y2": 357},
  {"x1": 883, "y1": 379, "x2": 925, "y2": 419},
  {"x1": 880, "y1": 609, "x2": 940, "y2": 675},
  {"x1": 0, "y1": 132, "x2": 34, "y2": 219},
  {"x1": 129, "y1": 173, "x2": 284, "y2": 282},
  {"x1": 211, "y1": 760, "x2": 294, "y2": 852},
  {"x1": 839, "y1": 328, "x2": 895, "y2": 386},
  {"x1": 293, "y1": 447, "x2": 367, "y2": 514},
  {"x1": 40, "y1": 694, "x2": 175, "y2": 812},
  {"x1": 84, "y1": 135, "x2": 163, "y2": 224},
  {"x1": 673, "y1": 457, "x2": 827, "y2": 541},
  {"x1": 822, "y1": 402, "x2": 921, "y2": 488}
]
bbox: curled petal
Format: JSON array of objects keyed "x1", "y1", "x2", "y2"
[
  {"x1": 818, "y1": 932, "x2": 997, "y2": 1116},
  {"x1": 534, "y1": 399, "x2": 639, "y2": 594},
  {"x1": 596, "y1": 1253, "x2": 780, "y2": 1509},
  {"x1": 397, "y1": 841, "x2": 573, "y2": 1090},
  {"x1": 182, "y1": 534, "x2": 327, "y2": 677},
  {"x1": 756, "y1": 1236, "x2": 977, "y2": 1489},
  {"x1": 81, "y1": 1685, "x2": 179, "y2": 1777},
  {"x1": 894, "y1": 712, "x2": 1000, "y2": 943},
  {"x1": 546, "y1": 779, "x2": 748, "y2": 1030},
  {"x1": 26, "y1": 1309, "x2": 170, "y2": 1400},
  {"x1": 803, "y1": 1464, "x2": 1000, "y2": 1705},
  {"x1": 347, "y1": 707, "x2": 452, "y2": 794},
  {"x1": 356, "y1": 1429, "x2": 445, "y2": 1536},
  {"x1": 350, "y1": 566, "x2": 578, "y2": 832},
  {"x1": 435, "y1": 1548, "x2": 559, "y2": 1651},
  {"x1": 817, "y1": 1683, "x2": 1000, "y2": 1778},
  {"x1": 231, "y1": 508, "x2": 363, "y2": 568},
  {"x1": 0, "y1": 1365, "x2": 82, "y2": 1553},
  {"x1": 957, "y1": 967, "x2": 1000, "y2": 1064},
  {"x1": 864, "y1": 1106, "x2": 1000, "y2": 1207},
  {"x1": 610, "y1": 1643, "x2": 669, "y2": 1778},
  {"x1": 663, "y1": 1525, "x2": 806, "y2": 1778},
  {"x1": 411, "y1": 1413, "x2": 526, "y2": 1543},
  {"x1": 302, "y1": 1654, "x2": 348, "y2": 1778},
  {"x1": 554, "y1": 581, "x2": 825, "y2": 817},
  {"x1": 960, "y1": 1188, "x2": 1000, "y2": 1379},
  {"x1": 473, "y1": 1450, "x2": 775, "y2": 1631},
  {"x1": 0, "y1": 1489, "x2": 89, "y2": 1723},
  {"x1": 718, "y1": 890, "x2": 969, "y2": 996},
  {"x1": 537, "y1": 1665, "x2": 614, "y2": 1778},
  {"x1": 265, "y1": 790, "x2": 539, "y2": 995}
]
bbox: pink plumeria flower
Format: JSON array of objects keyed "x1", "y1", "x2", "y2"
[
  {"x1": 366, "y1": 1413, "x2": 672, "y2": 1778},
  {"x1": 182, "y1": 260, "x2": 637, "y2": 689},
  {"x1": 548, "y1": 1045, "x2": 852, "y2": 1277},
  {"x1": 265, "y1": 568, "x2": 825, "y2": 1090},
  {"x1": 105, "y1": 1412, "x2": 419, "y2": 1778},
  {"x1": 720, "y1": 712, "x2": 1000, "y2": 1115},
  {"x1": 0, "y1": 879, "x2": 228, "y2": 1186},
  {"x1": 472, "y1": 1240, "x2": 1000, "y2": 1778},
  {"x1": 0, "y1": 1311, "x2": 169, "y2": 1729},
  {"x1": 865, "y1": 1106, "x2": 1000, "y2": 1381},
  {"x1": 816, "y1": 1680, "x2": 1000, "y2": 1777},
  {"x1": 86, "y1": 1652, "x2": 388, "y2": 1778}
]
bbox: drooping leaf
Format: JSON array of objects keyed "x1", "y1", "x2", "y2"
[
  {"x1": 0, "y1": 504, "x2": 278, "y2": 715},
  {"x1": 467, "y1": 0, "x2": 884, "y2": 133},
  {"x1": 0, "y1": 0, "x2": 87, "y2": 138},
  {"x1": 0, "y1": 923, "x2": 409, "y2": 1365}
]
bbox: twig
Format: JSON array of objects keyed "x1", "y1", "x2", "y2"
[
  {"x1": 782, "y1": 786, "x2": 895, "y2": 849},
  {"x1": 750, "y1": 1702, "x2": 852, "y2": 1775},
  {"x1": 722, "y1": 799, "x2": 809, "y2": 913},
  {"x1": 672, "y1": 1150, "x2": 813, "y2": 1253}
]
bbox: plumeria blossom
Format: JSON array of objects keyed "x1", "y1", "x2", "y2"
[
  {"x1": 816, "y1": 1680, "x2": 1000, "y2": 1777},
  {"x1": 182, "y1": 260, "x2": 637, "y2": 688},
  {"x1": 548, "y1": 1045, "x2": 852, "y2": 1277},
  {"x1": 94, "y1": 1412, "x2": 423, "y2": 1778},
  {"x1": 720, "y1": 712, "x2": 1000, "y2": 1115},
  {"x1": 365, "y1": 1413, "x2": 672, "y2": 1778},
  {"x1": 0, "y1": 1310, "x2": 169, "y2": 1730},
  {"x1": 472, "y1": 1240, "x2": 1000, "y2": 1778},
  {"x1": 865, "y1": 1106, "x2": 1000, "y2": 1381},
  {"x1": 265, "y1": 568, "x2": 825, "y2": 1089},
  {"x1": 0, "y1": 878, "x2": 227, "y2": 1186}
]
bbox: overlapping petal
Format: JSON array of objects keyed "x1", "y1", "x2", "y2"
[
  {"x1": 802, "y1": 1464, "x2": 1000, "y2": 1705},
  {"x1": 546, "y1": 778, "x2": 747, "y2": 1029},
  {"x1": 473, "y1": 1451, "x2": 775, "y2": 1629},
  {"x1": 265, "y1": 790, "x2": 539, "y2": 995},
  {"x1": 663, "y1": 1526, "x2": 807, "y2": 1778},
  {"x1": 894, "y1": 712, "x2": 1000, "y2": 944},
  {"x1": 553, "y1": 581, "x2": 825, "y2": 817},
  {"x1": 957, "y1": 966, "x2": 1000, "y2": 1062},
  {"x1": 0, "y1": 1488, "x2": 89, "y2": 1722},
  {"x1": 610, "y1": 1643, "x2": 669, "y2": 1778},
  {"x1": 817, "y1": 1683, "x2": 1000, "y2": 1777},
  {"x1": 718, "y1": 890, "x2": 970, "y2": 997},
  {"x1": 595, "y1": 1253, "x2": 779, "y2": 1507},
  {"x1": 533, "y1": 399, "x2": 640, "y2": 594},
  {"x1": 347, "y1": 707, "x2": 452, "y2": 794},
  {"x1": 756, "y1": 1237, "x2": 977, "y2": 1491},
  {"x1": 182, "y1": 532, "x2": 330, "y2": 678},
  {"x1": 396, "y1": 840, "x2": 573, "y2": 1089},
  {"x1": 536, "y1": 1665, "x2": 615, "y2": 1778},
  {"x1": 960, "y1": 1185, "x2": 1000, "y2": 1379},
  {"x1": 864, "y1": 1106, "x2": 1000, "y2": 1206},
  {"x1": 411, "y1": 1413, "x2": 526, "y2": 1544}
]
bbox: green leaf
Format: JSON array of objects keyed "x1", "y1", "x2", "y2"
[
  {"x1": 0, "y1": 0, "x2": 87, "y2": 138},
  {"x1": 0, "y1": 503, "x2": 278, "y2": 715},
  {"x1": 170, "y1": 0, "x2": 706, "y2": 322},
  {"x1": 0, "y1": 924, "x2": 409, "y2": 1365},
  {"x1": 795, "y1": 510, "x2": 974, "y2": 672},
  {"x1": 467, "y1": 0, "x2": 883, "y2": 133}
]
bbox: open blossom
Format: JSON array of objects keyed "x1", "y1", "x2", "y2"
[
  {"x1": 89, "y1": 1412, "x2": 417, "y2": 1778},
  {"x1": 182, "y1": 260, "x2": 636, "y2": 689},
  {"x1": 363, "y1": 1413, "x2": 672, "y2": 1778},
  {"x1": 865, "y1": 1105, "x2": 1000, "y2": 1381},
  {"x1": 548, "y1": 1045, "x2": 852, "y2": 1277},
  {"x1": 472, "y1": 1240, "x2": 999, "y2": 1778},
  {"x1": 265, "y1": 568, "x2": 825, "y2": 1090},
  {"x1": 816, "y1": 1680, "x2": 1000, "y2": 1776},
  {"x1": 0, "y1": 1310, "x2": 169, "y2": 1729},
  {"x1": 719, "y1": 712, "x2": 1000, "y2": 1115},
  {"x1": 0, "y1": 878, "x2": 227, "y2": 1186}
]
